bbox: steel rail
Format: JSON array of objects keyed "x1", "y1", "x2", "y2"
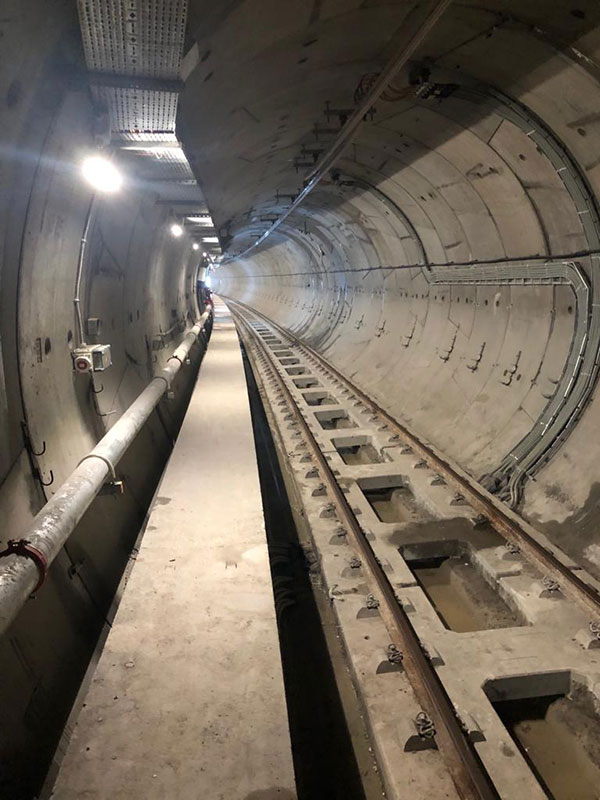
[
  {"x1": 225, "y1": 296, "x2": 600, "y2": 620},
  {"x1": 0, "y1": 309, "x2": 212, "y2": 636},
  {"x1": 232, "y1": 303, "x2": 499, "y2": 800},
  {"x1": 224, "y1": 0, "x2": 452, "y2": 263}
]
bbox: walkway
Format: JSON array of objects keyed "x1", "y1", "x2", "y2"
[{"x1": 52, "y1": 300, "x2": 296, "y2": 800}]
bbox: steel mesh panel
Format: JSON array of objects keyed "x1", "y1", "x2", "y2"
[
  {"x1": 135, "y1": 147, "x2": 195, "y2": 180},
  {"x1": 78, "y1": 0, "x2": 187, "y2": 79},
  {"x1": 77, "y1": 0, "x2": 198, "y2": 188},
  {"x1": 117, "y1": 131, "x2": 178, "y2": 143},
  {"x1": 93, "y1": 86, "x2": 178, "y2": 135}
]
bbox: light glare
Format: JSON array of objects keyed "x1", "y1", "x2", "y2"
[
  {"x1": 82, "y1": 155, "x2": 122, "y2": 193},
  {"x1": 202, "y1": 236, "x2": 219, "y2": 243},
  {"x1": 170, "y1": 223, "x2": 184, "y2": 238},
  {"x1": 192, "y1": 242, "x2": 200, "y2": 251}
]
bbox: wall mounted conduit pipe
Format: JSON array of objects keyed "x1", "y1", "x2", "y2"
[
  {"x1": 74, "y1": 195, "x2": 96, "y2": 347},
  {"x1": 0, "y1": 309, "x2": 212, "y2": 637},
  {"x1": 223, "y1": 0, "x2": 452, "y2": 263}
]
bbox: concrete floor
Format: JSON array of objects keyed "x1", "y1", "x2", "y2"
[{"x1": 51, "y1": 301, "x2": 296, "y2": 800}]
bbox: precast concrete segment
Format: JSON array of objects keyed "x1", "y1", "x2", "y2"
[
  {"x1": 232, "y1": 301, "x2": 600, "y2": 800},
  {"x1": 0, "y1": 311, "x2": 211, "y2": 636},
  {"x1": 51, "y1": 300, "x2": 296, "y2": 800}
]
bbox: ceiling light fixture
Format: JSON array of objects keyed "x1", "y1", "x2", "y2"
[
  {"x1": 202, "y1": 236, "x2": 219, "y2": 243},
  {"x1": 81, "y1": 155, "x2": 123, "y2": 193},
  {"x1": 170, "y1": 223, "x2": 184, "y2": 238},
  {"x1": 192, "y1": 242, "x2": 200, "y2": 251}
]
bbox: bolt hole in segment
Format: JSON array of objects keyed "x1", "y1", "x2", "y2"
[{"x1": 485, "y1": 675, "x2": 600, "y2": 800}]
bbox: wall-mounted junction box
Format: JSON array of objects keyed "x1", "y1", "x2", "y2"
[{"x1": 72, "y1": 344, "x2": 112, "y2": 373}]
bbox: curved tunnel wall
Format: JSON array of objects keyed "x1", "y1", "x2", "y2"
[
  {"x1": 209, "y1": 7, "x2": 600, "y2": 582},
  {"x1": 0, "y1": 4, "x2": 205, "y2": 795},
  {"x1": 4, "y1": 0, "x2": 600, "y2": 794}
]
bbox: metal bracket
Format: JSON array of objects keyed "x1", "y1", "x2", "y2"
[
  {"x1": 439, "y1": 331, "x2": 457, "y2": 361},
  {"x1": 0, "y1": 539, "x2": 48, "y2": 594},
  {"x1": 77, "y1": 453, "x2": 120, "y2": 494},
  {"x1": 466, "y1": 341, "x2": 486, "y2": 372}
]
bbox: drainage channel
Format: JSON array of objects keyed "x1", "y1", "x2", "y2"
[{"x1": 229, "y1": 299, "x2": 600, "y2": 800}]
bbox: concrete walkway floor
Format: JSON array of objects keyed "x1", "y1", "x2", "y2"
[{"x1": 52, "y1": 300, "x2": 296, "y2": 799}]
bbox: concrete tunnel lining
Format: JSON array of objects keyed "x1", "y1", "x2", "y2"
[
  {"x1": 188, "y1": 6, "x2": 600, "y2": 575},
  {"x1": 3, "y1": 0, "x2": 600, "y2": 796}
]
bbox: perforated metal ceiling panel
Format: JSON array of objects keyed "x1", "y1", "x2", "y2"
[
  {"x1": 78, "y1": 0, "x2": 187, "y2": 139},
  {"x1": 99, "y1": 87, "x2": 179, "y2": 137},
  {"x1": 78, "y1": 0, "x2": 187, "y2": 79},
  {"x1": 133, "y1": 146, "x2": 196, "y2": 181}
]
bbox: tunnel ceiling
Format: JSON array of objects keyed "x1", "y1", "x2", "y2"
[{"x1": 180, "y1": 0, "x2": 600, "y2": 256}]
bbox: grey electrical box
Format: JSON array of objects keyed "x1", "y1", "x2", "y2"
[{"x1": 72, "y1": 344, "x2": 112, "y2": 373}]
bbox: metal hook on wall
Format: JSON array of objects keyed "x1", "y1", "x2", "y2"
[
  {"x1": 92, "y1": 383, "x2": 104, "y2": 394},
  {"x1": 39, "y1": 469, "x2": 54, "y2": 487},
  {"x1": 20, "y1": 420, "x2": 47, "y2": 457},
  {"x1": 31, "y1": 440, "x2": 47, "y2": 456}
]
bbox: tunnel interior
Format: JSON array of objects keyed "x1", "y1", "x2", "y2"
[{"x1": 3, "y1": 1, "x2": 600, "y2": 798}]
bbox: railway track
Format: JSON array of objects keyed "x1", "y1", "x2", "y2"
[
  {"x1": 230, "y1": 301, "x2": 499, "y2": 800},
  {"x1": 227, "y1": 296, "x2": 600, "y2": 621},
  {"x1": 227, "y1": 296, "x2": 600, "y2": 800}
]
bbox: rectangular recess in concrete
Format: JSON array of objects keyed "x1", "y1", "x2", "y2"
[
  {"x1": 285, "y1": 366, "x2": 309, "y2": 375},
  {"x1": 302, "y1": 390, "x2": 339, "y2": 407},
  {"x1": 331, "y1": 434, "x2": 383, "y2": 464},
  {"x1": 314, "y1": 409, "x2": 357, "y2": 430},
  {"x1": 399, "y1": 541, "x2": 524, "y2": 632},
  {"x1": 293, "y1": 376, "x2": 321, "y2": 388},
  {"x1": 357, "y1": 474, "x2": 421, "y2": 522},
  {"x1": 484, "y1": 673, "x2": 600, "y2": 800},
  {"x1": 279, "y1": 357, "x2": 300, "y2": 365}
]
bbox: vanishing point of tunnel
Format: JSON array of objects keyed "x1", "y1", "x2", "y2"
[{"x1": 2, "y1": 2, "x2": 600, "y2": 799}]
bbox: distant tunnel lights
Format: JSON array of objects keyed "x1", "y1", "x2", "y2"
[
  {"x1": 81, "y1": 155, "x2": 122, "y2": 193},
  {"x1": 192, "y1": 242, "x2": 200, "y2": 250},
  {"x1": 170, "y1": 223, "x2": 184, "y2": 238},
  {"x1": 202, "y1": 236, "x2": 219, "y2": 243}
]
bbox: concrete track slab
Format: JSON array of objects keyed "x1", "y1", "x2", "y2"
[{"x1": 52, "y1": 301, "x2": 296, "y2": 800}]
